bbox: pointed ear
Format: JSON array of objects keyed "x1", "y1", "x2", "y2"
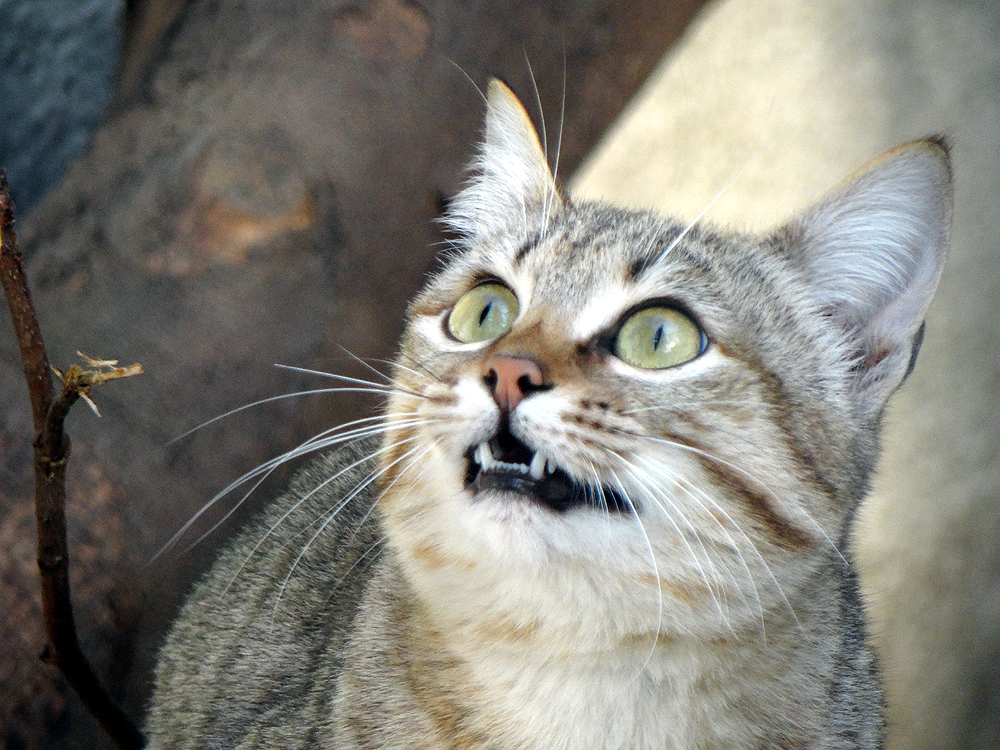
[
  {"x1": 788, "y1": 139, "x2": 952, "y2": 418},
  {"x1": 446, "y1": 79, "x2": 562, "y2": 240}
]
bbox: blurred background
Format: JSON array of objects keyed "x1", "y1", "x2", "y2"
[{"x1": 1, "y1": 0, "x2": 996, "y2": 747}]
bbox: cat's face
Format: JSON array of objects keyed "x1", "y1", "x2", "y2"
[
  {"x1": 376, "y1": 81, "x2": 949, "y2": 654},
  {"x1": 379, "y1": 212, "x2": 845, "y2": 650}
]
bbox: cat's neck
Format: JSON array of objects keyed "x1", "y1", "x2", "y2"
[{"x1": 372, "y1": 556, "x2": 834, "y2": 750}]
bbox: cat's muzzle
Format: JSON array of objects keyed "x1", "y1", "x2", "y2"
[{"x1": 463, "y1": 423, "x2": 632, "y2": 514}]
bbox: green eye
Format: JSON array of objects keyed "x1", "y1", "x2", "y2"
[
  {"x1": 447, "y1": 283, "x2": 519, "y2": 343},
  {"x1": 613, "y1": 306, "x2": 705, "y2": 369}
]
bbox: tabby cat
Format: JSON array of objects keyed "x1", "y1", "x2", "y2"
[{"x1": 146, "y1": 80, "x2": 951, "y2": 749}]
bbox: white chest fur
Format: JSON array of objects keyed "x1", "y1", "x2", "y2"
[{"x1": 428, "y1": 620, "x2": 826, "y2": 750}]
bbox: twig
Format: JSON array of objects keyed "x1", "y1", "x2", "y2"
[{"x1": 0, "y1": 171, "x2": 146, "y2": 749}]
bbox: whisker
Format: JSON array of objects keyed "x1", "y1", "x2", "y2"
[
  {"x1": 606, "y1": 467, "x2": 664, "y2": 683},
  {"x1": 631, "y1": 454, "x2": 767, "y2": 633},
  {"x1": 444, "y1": 57, "x2": 487, "y2": 107},
  {"x1": 157, "y1": 415, "x2": 387, "y2": 557},
  {"x1": 522, "y1": 50, "x2": 555, "y2": 239},
  {"x1": 544, "y1": 50, "x2": 566, "y2": 231},
  {"x1": 643, "y1": 434, "x2": 844, "y2": 564},
  {"x1": 228, "y1": 431, "x2": 428, "y2": 595},
  {"x1": 167, "y1": 384, "x2": 398, "y2": 445},
  {"x1": 584, "y1": 461, "x2": 614, "y2": 548},
  {"x1": 331, "y1": 345, "x2": 400, "y2": 386},
  {"x1": 523, "y1": 50, "x2": 547, "y2": 167},
  {"x1": 273, "y1": 438, "x2": 437, "y2": 616},
  {"x1": 224, "y1": 440, "x2": 390, "y2": 594},
  {"x1": 154, "y1": 414, "x2": 436, "y2": 560},
  {"x1": 319, "y1": 437, "x2": 444, "y2": 597},
  {"x1": 323, "y1": 536, "x2": 388, "y2": 604},
  {"x1": 613, "y1": 457, "x2": 728, "y2": 627},
  {"x1": 630, "y1": 442, "x2": 821, "y2": 632},
  {"x1": 622, "y1": 401, "x2": 753, "y2": 415},
  {"x1": 654, "y1": 135, "x2": 765, "y2": 266},
  {"x1": 393, "y1": 351, "x2": 445, "y2": 385},
  {"x1": 274, "y1": 363, "x2": 425, "y2": 399}
]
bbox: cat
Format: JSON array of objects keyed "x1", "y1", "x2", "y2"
[{"x1": 145, "y1": 79, "x2": 951, "y2": 749}]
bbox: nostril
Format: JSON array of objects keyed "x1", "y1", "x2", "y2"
[{"x1": 516, "y1": 374, "x2": 539, "y2": 393}]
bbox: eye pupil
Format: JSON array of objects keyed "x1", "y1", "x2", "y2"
[
  {"x1": 479, "y1": 301, "x2": 493, "y2": 326},
  {"x1": 652, "y1": 324, "x2": 664, "y2": 352}
]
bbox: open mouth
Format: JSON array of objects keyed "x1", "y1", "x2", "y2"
[{"x1": 463, "y1": 423, "x2": 633, "y2": 514}]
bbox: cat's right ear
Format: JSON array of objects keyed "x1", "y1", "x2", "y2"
[{"x1": 446, "y1": 79, "x2": 562, "y2": 241}]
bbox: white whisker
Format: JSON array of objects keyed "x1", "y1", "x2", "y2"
[
  {"x1": 273, "y1": 438, "x2": 438, "y2": 616},
  {"x1": 167, "y1": 384, "x2": 398, "y2": 445},
  {"x1": 584, "y1": 461, "x2": 614, "y2": 549},
  {"x1": 523, "y1": 51, "x2": 547, "y2": 167},
  {"x1": 229, "y1": 430, "x2": 429, "y2": 595},
  {"x1": 612, "y1": 457, "x2": 728, "y2": 628},
  {"x1": 643, "y1": 434, "x2": 844, "y2": 565},
  {"x1": 274, "y1": 363, "x2": 424, "y2": 398},
  {"x1": 622, "y1": 401, "x2": 752, "y2": 415},
  {"x1": 545, "y1": 52, "x2": 566, "y2": 231},
  {"x1": 331, "y1": 345, "x2": 404, "y2": 386},
  {"x1": 444, "y1": 57, "x2": 487, "y2": 107},
  {"x1": 630, "y1": 454, "x2": 768, "y2": 634},
  {"x1": 224, "y1": 439, "x2": 392, "y2": 594},
  {"x1": 606, "y1": 467, "x2": 664, "y2": 683},
  {"x1": 153, "y1": 414, "x2": 437, "y2": 561}
]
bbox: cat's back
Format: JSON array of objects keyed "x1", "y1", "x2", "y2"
[{"x1": 146, "y1": 441, "x2": 383, "y2": 749}]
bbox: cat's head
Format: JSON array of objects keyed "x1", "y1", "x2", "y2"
[{"x1": 377, "y1": 80, "x2": 950, "y2": 652}]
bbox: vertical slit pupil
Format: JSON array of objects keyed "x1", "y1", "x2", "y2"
[
  {"x1": 652, "y1": 324, "x2": 664, "y2": 351},
  {"x1": 479, "y1": 300, "x2": 493, "y2": 326}
]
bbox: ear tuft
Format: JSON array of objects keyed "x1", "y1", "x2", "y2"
[
  {"x1": 789, "y1": 139, "x2": 951, "y2": 416},
  {"x1": 446, "y1": 79, "x2": 561, "y2": 241}
]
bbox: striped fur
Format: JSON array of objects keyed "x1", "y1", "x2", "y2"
[{"x1": 147, "y1": 81, "x2": 950, "y2": 748}]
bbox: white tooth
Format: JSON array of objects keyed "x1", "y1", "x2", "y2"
[
  {"x1": 546, "y1": 458, "x2": 556, "y2": 475},
  {"x1": 478, "y1": 442, "x2": 493, "y2": 470},
  {"x1": 529, "y1": 451, "x2": 546, "y2": 480}
]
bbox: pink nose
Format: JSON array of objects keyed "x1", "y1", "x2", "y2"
[{"x1": 482, "y1": 356, "x2": 545, "y2": 412}]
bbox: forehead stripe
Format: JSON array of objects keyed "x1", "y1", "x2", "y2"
[{"x1": 513, "y1": 237, "x2": 540, "y2": 266}]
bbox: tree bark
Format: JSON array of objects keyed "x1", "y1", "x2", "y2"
[{"x1": 0, "y1": 1, "x2": 707, "y2": 746}]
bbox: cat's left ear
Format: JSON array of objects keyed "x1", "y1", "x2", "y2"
[
  {"x1": 787, "y1": 139, "x2": 952, "y2": 418},
  {"x1": 446, "y1": 79, "x2": 563, "y2": 240}
]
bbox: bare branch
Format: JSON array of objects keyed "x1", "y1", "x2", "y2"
[{"x1": 0, "y1": 171, "x2": 146, "y2": 750}]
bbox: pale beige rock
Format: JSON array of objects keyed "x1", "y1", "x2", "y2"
[{"x1": 572, "y1": 2, "x2": 1000, "y2": 749}]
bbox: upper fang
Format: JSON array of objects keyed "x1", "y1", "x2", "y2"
[
  {"x1": 472, "y1": 440, "x2": 559, "y2": 482},
  {"x1": 475, "y1": 442, "x2": 494, "y2": 470},
  {"x1": 529, "y1": 451, "x2": 546, "y2": 480}
]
